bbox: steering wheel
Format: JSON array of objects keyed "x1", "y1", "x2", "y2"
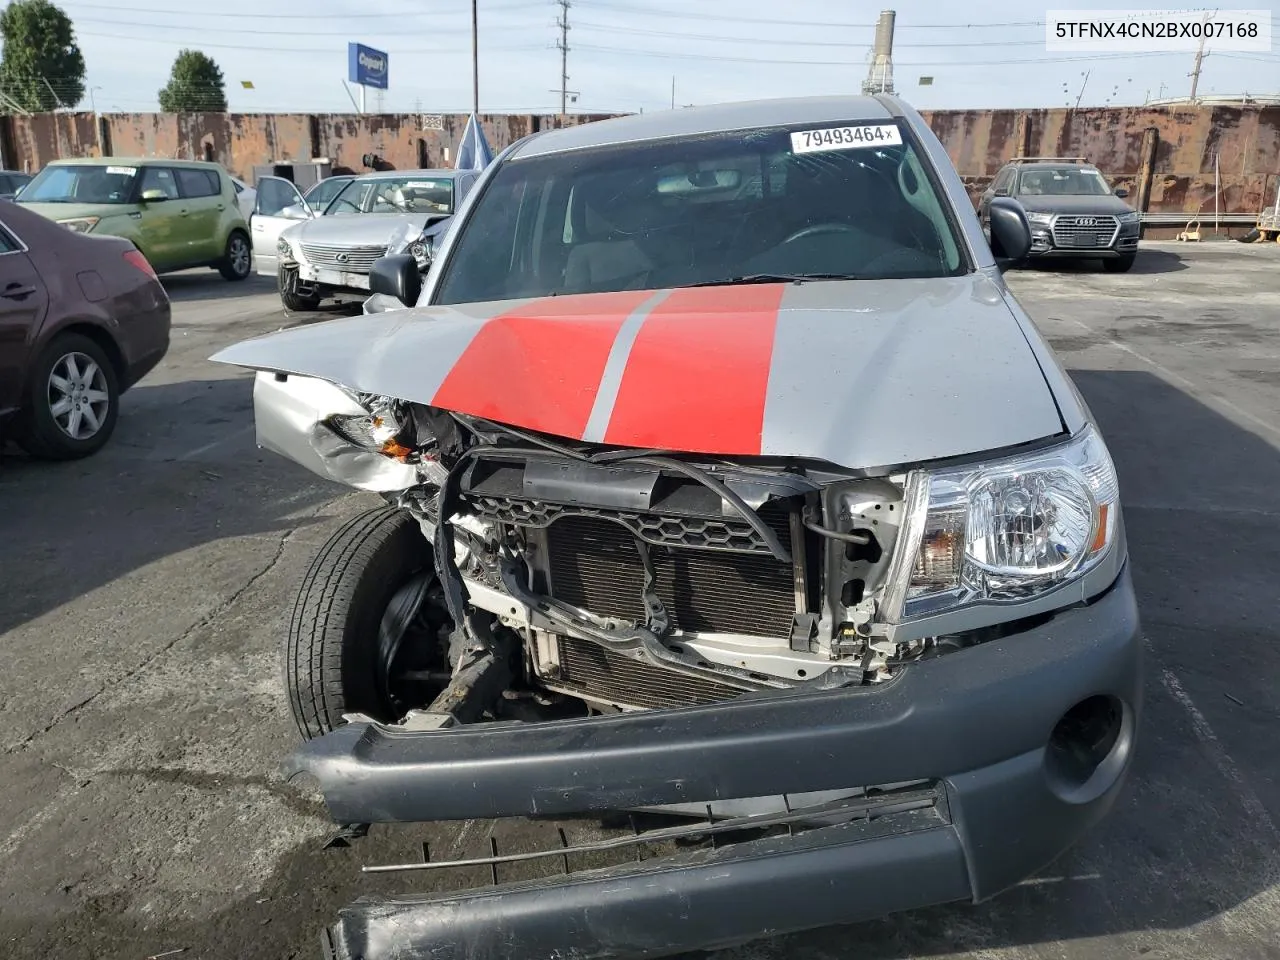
[{"x1": 782, "y1": 222, "x2": 861, "y2": 244}]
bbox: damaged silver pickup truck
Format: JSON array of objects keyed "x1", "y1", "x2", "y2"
[{"x1": 212, "y1": 95, "x2": 1143, "y2": 960}]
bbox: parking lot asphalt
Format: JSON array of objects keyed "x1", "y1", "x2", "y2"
[{"x1": 2, "y1": 241, "x2": 1279, "y2": 960}]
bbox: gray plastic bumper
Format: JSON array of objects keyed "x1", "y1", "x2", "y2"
[{"x1": 300, "y1": 567, "x2": 1143, "y2": 960}]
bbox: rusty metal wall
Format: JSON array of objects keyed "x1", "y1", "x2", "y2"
[
  {"x1": 5, "y1": 112, "x2": 101, "y2": 172},
  {"x1": 3, "y1": 105, "x2": 1277, "y2": 217},
  {"x1": 0, "y1": 110, "x2": 619, "y2": 182},
  {"x1": 921, "y1": 104, "x2": 1280, "y2": 216}
]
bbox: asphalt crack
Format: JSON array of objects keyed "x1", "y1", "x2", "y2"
[{"x1": 5, "y1": 516, "x2": 311, "y2": 755}]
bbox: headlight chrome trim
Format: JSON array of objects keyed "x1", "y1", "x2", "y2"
[{"x1": 884, "y1": 426, "x2": 1121, "y2": 624}]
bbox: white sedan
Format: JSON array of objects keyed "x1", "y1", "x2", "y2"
[{"x1": 229, "y1": 175, "x2": 256, "y2": 219}]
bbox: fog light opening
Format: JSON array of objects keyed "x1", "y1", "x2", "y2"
[{"x1": 1045, "y1": 695, "x2": 1129, "y2": 802}]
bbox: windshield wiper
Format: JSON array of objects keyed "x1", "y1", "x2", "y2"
[{"x1": 685, "y1": 272, "x2": 863, "y2": 287}]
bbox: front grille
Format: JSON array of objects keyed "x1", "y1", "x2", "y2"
[
  {"x1": 469, "y1": 495, "x2": 782, "y2": 555},
  {"x1": 545, "y1": 512, "x2": 797, "y2": 637},
  {"x1": 299, "y1": 242, "x2": 388, "y2": 271},
  {"x1": 554, "y1": 636, "x2": 748, "y2": 709},
  {"x1": 1051, "y1": 215, "x2": 1119, "y2": 249}
]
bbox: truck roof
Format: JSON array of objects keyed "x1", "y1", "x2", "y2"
[{"x1": 511, "y1": 95, "x2": 901, "y2": 160}]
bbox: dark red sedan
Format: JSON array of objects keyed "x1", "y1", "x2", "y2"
[{"x1": 0, "y1": 199, "x2": 170, "y2": 459}]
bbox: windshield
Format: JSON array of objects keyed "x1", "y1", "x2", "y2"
[
  {"x1": 1017, "y1": 167, "x2": 1112, "y2": 197},
  {"x1": 435, "y1": 120, "x2": 964, "y2": 305},
  {"x1": 20, "y1": 164, "x2": 139, "y2": 204},
  {"x1": 326, "y1": 176, "x2": 454, "y2": 216}
]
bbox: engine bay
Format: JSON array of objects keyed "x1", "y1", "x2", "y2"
[{"x1": 348, "y1": 396, "x2": 937, "y2": 723}]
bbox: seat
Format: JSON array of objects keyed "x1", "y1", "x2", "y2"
[{"x1": 563, "y1": 239, "x2": 652, "y2": 293}]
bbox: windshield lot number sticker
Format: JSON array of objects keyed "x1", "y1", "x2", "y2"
[{"x1": 791, "y1": 125, "x2": 902, "y2": 154}]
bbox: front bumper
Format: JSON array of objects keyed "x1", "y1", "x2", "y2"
[
  {"x1": 1029, "y1": 225, "x2": 1141, "y2": 258},
  {"x1": 297, "y1": 261, "x2": 372, "y2": 292},
  {"x1": 297, "y1": 568, "x2": 1143, "y2": 960}
]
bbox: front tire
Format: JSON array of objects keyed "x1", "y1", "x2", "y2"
[
  {"x1": 17, "y1": 332, "x2": 120, "y2": 460},
  {"x1": 1103, "y1": 253, "x2": 1136, "y2": 273},
  {"x1": 286, "y1": 507, "x2": 435, "y2": 740},
  {"x1": 218, "y1": 230, "x2": 252, "y2": 281},
  {"x1": 279, "y1": 267, "x2": 323, "y2": 312}
]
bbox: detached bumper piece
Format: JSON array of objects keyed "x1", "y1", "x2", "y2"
[{"x1": 322, "y1": 785, "x2": 967, "y2": 960}]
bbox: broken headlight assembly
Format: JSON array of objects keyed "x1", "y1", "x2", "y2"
[
  {"x1": 408, "y1": 238, "x2": 433, "y2": 269},
  {"x1": 324, "y1": 399, "x2": 418, "y2": 462},
  {"x1": 883, "y1": 426, "x2": 1120, "y2": 621}
]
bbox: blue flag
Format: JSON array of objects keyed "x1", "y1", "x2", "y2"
[{"x1": 455, "y1": 113, "x2": 494, "y2": 171}]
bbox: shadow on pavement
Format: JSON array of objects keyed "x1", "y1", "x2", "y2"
[
  {"x1": 161, "y1": 271, "x2": 278, "y2": 302},
  {"x1": 1022, "y1": 248, "x2": 1188, "y2": 275},
  {"x1": 0, "y1": 377, "x2": 339, "y2": 638},
  {"x1": 4, "y1": 372, "x2": 1279, "y2": 959}
]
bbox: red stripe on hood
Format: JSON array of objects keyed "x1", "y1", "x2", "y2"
[
  {"x1": 430, "y1": 290, "x2": 654, "y2": 438},
  {"x1": 603, "y1": 284, "x2": 786, "y2": 454}
]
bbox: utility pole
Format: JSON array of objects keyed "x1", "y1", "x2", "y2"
[
  {"x1": 1188, "y1": 35, "x2": 1207, "y2": 101},
  {"x1": 89, "y1": 85, "x2": 102, "y2": 155},
  {"x1": 471, "y1": 0, "x2": 479, "y2": 116},
  {"x1": 556, "y1": 0, "x2": 571, "y2": 116}
]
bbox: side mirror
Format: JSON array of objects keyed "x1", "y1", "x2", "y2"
[
  {"x1": 368, "y1": 254, "x2": 422, "y2": 307},
  {"x1": 140, "y1": 189, "x2": 169, "y2": 202},
  {"x1": 281, "y1": 203, "x2": 313, "y2": 220},
  {"x1": 987, "y1": 196, "x2": 1032, "y2": 271},
  {"x1": 1114, "y1": 187, "x2": 1129, "y2": 198}
]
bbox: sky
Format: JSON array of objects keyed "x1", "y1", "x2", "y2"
[{"x1": 35, "y1": 0, "x2": 1280, "y2": 115}]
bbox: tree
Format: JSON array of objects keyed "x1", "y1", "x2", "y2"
[
  {"x1": 158, "y1": 49, "x2": 227, "y2": 113},
  {"x1": 0, "y1": 0, "x2": 86, "y2": 113}
]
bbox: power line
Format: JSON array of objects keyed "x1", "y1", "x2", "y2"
[
  {"x1": 61, "y1": 0, "x2": 548, "y2": 18},
  {"x1": 572, "y1": 20, "x2": 1043, "y2": 47},
  {"x1": 70, "y1": 15, "x2": 540, "y2": 36},
  {"x1": 571, "y1": 43, "x2": 1184, "y2": 67},
  {"x1": 577, "y1": 2, "x2": 1045, "y2": 30},
  {"x1": 67, "y1": 11, "x2": 1049, "y2": 47},
  {"x1": 74, "y1": 29, "x2": 545, "y2": 54}
]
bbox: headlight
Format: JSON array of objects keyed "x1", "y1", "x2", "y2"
[
  {"x1": 324, "y1": 407, "x2": 415, "y2": 461},
  {"x1": 277, "y1": 237, "x2": 294, "y2": 259},
  {"x1": 59, "y1": 217, "x2": 100, "y2": 233},
  {"x1": 883, "y1": 426, "x2": 1120, "y2": 621},
  {"x1": 1117, "y1": 211, "x2": 1140, "y2": 223},
  {"x1": 1025, "y1": 212, "x2": 1053, "y2": 225}
]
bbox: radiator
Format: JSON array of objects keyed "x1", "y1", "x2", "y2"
[
  {"x1": 553, "y1": 635, "x2": 749, "y2": 709},
  {"x1": 544, "y1": 509, "x2": 798, "y2": 638}
]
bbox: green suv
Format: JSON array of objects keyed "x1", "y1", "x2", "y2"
[{"x1": 16, "y1": 158, "x2": 252, "y2": 281}]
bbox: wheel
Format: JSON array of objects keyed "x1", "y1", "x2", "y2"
[
  {"x1": 218, "y1": 230, "x2": 252, "y2": 281},
  {"x1": 1103, "y1": 253, "x2": 1136, "y2": 273},
  {"x1": 279, "y1": 267, "x2": 322, "y2": 312},
  {"x1": 286, "y1": 506, "x2": 445, "y2": 740},
  {"x1": 17, "y1": 332, "x2": 120, "y2": 460}
]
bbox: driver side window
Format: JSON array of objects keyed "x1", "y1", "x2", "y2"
[
  {"x1": 139, "y1": 167, "x2": 180, "y2": 200},
  {"x1": 256, "y1": 178, "x2": 303, "y2": 217}
]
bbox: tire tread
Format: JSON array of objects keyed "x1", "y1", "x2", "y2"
[{"x1": 285, "y1": 506, "x2": 425, "y2": 740}]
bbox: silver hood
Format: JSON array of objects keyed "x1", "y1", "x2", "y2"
[
  {"x1": 283, "y1": 212, "x2": 439, "y2": 248},
  {"x1": 212, "y1": 274, "x2": 1069, "y2": 471}
]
